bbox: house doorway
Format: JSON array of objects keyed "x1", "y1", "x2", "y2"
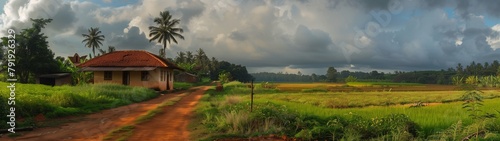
[
  {"x1": 123, "y1": 71, "x2": 130, "y2": 85},
  {"x1": 166, "y1": 71, "x2": 170, "y2": 90}
]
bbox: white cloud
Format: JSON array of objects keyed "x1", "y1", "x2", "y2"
[
  {"x1": 3, "y1": 0, "x2": 500, "y2": 74},
  {"x1": 487, "y1": 24, "x2": 500, "y2": 50}
]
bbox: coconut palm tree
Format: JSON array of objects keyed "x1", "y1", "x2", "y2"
[
  {"x1": 149, "y1": 10, "x2": 184, "y2": 58},
  {"x1": 186, "y1": 51, "x2": 193, "y2": 64},
  {"x1": 82, "y1": 27, "x2": 105, "y2": 57},
  {"x1": 176, "y1": 51, "x2": 186, "y2": 63}
]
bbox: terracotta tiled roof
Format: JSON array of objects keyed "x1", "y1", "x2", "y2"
[
  {"x1": 68, "y1": 53, "x2": 87, "y2": 64},
  {"x1": 77, "y1": 50, "x2": 182, "y2": 70}
]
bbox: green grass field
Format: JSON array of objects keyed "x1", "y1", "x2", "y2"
[
  {"x1": 0, "y1": 82, "x2": 159, "y2": 129},
  {"x1": 191, "y1": 81, "x2": 500, "y2": 140},
  {"x1": 346, "y1": 82, "x2": 423, "y2": 87},
  {"x1": 252, "y1": 90, "x2": 500, "y2": 108}
]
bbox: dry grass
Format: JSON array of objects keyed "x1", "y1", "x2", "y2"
[
  {"x1": 276, "y1": 83, "x2": 344, "y2": 91},
  {"x1": 275, "y1": 83, "x2": 500, "y2": 92},
  {"x1": 222, "y1": 95, "x2": 242, "y2": 106},
  {"x1": 253, "y1": 90, "x2": 500, "y2": 108}
]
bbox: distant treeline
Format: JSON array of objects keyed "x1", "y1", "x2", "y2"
[
  {"x1": 172, "y1": 48, "x2": 253, "y2": 82},
  {"x1": 252, "y1": 60, "x2": 500, "y2": 84},
  {"x1": 251, "y1": 70, "x2": 389, "y2": 83}
]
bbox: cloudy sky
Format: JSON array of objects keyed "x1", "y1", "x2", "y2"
[{"x1": 1, "y1": 0, "x2": 500, "y2": 75}]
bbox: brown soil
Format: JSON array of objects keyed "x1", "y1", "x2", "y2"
[
  {"x1": 127, "y1": 86, "x2": 209, "y2": 141},
  {"x1": 1, "y1": 87, "x2": 203, "y2": 141}
]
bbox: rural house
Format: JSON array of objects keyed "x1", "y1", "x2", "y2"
[
  {"x1": 175, "y1": 72, "x2": 199, "y2": 83},
  {"x1": 77, "y1": 50, "x2": 183, "y2": 91}
]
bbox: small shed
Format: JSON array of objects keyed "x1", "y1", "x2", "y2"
[
  {"x1": 37, "y1": 73, "x2": 72, "y2": 86},
  {"x1": 175, "y1": 72, "x2": 199, "y2": 83}
]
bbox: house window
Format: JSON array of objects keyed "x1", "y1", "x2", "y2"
[
  {"x1": 141, "y1": 71, "x2": 149, "y2": 81},
  {"x1": 104, "y1": 71, "x2": 112, "y2": 80},
  {"x1": 160, "y1": 70, "x2": 165, "y2": 81}
]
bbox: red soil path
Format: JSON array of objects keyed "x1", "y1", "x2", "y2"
[
  {"x1": 2, "y1": 86, "x2": 207, "y2": 141},
  {"x1": 127, "y1": 86, "x2": 209, "y2": 141}
]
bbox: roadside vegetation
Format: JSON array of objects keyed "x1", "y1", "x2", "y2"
[
  {"x1": 174, "y1": 77, "x2": 211, "y2": 91},
  {"x1": 0, "y1": 82, "x2": 158, "y2": 129},
  {"x1": 190, "y1": 81, "x2": 500, "y2": 140}
]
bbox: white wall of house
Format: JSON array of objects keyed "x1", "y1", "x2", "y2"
[{"x1": 93, "y1": 68, "x2": 175, "y2": 91}]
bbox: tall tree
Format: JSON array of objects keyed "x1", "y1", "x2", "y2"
[
  {"x1": 195, "y1": 48, "x2": 209, "y2": 74},
  {"x1": 209, "y1": 57, "x2": 219, "y2": 80},
  {"x1": 311, "y1": 73, "x2": 318, "y2": 82},
  {"x1": 176, "y1": 51, "x2": 186, "y2": 63},
  {"x1": 2, "y1": 18, "x2": 60, "y2": 83},
  {"x1": 159, "y1": 48, "x2": 166, "y2": 59},
  {"x1": 186, "y1": 51, "x2": 194, "y2": 64},
  {"x1": 456, "y1": 63, "x2": 464, "y2": 76},
  {"x1": 149, "y1": 10, "x2": 184, "y2": 58},
  {"x1": 108, "y1": 46, "x2": 116, "y2": 53},
  {"x1": 82, "y1": 27, "x2": 105, "y2": 57},
  {"x1": 98, "y1": 46, "x2": 116, "y2": 56},
  {"x1": 326, "y1": 67, "x2": 338, "y2": 82}
]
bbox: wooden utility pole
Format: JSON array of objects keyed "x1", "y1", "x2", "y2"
[{"x1": 251, "y1": 79, "x2": 254, "y2": 112}]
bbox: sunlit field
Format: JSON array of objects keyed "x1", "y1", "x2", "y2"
[
  {"x1": 273, "y1": 82, "x2": 499, "y2": 92},
  {"x1": 252, "y1": 90, "x2": 500, "y2": 108},
  {"x1": 191, "y1": 81, "x2": 500, "y2": 140}
]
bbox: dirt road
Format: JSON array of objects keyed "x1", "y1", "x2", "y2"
[
  {"x1": 127, "y1": 86, "x2": 208, "y2": 141},
  {"x1": 2, "y1": 86, "x2": 208, "y2": 141}
]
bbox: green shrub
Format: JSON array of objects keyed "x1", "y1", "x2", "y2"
[{"x1": 345, "y1": 75, "x2": 358, "y2": 83}]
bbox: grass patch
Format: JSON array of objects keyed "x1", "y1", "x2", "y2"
[
  {"x1": 174, "y1": 82, "x2": 195, "y2": 90},
  {"x1": 0, "y1": 82, "x2": 158, "y2": 129},
  {"x1": 190, "y1": 82, "x2": 500, "y2": 140},
  {"x1": 134, "y1": 93, "x2": 188, "y2": 124},
  {"x1": 347, "y1": 82, "x2": 422, "y2": 87},
  {"x1": 7, "y1": 133, "x2": 22, "y2": 137},
  {"x1": 103, "y1": 125, "x2": 135, "y2": 141},
  {"x1": 134, "y1": 109, "x2": 162, "y2": 125},
  {"x1": 174, "y1": 77, "x2": 212, "y2": 90},
  {"x1": 253, "y1": 90, "x2": 500, "y2": 108}
]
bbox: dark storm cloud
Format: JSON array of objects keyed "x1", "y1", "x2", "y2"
[
  {"x1": 45, "y1": 3, "x2": 77, "y2": 32},
  {"x1": 293, "y1": 25, "x2": 332, "y2": 52},
  {"x1": 421, "y1": 0, "x2": 449, "y2": 8},
  {"x1": 108, "y1": 26, "x2": 154, "y2": 50},
  {"x1": 178, "y1": 0, "x2": 205, "y2": 24},
  {"x1": 228, "y1": 30, "x2": 247, "y2": 41},
  {"x1": 3, "y1": 0, "x2": 500, "y2": 74},
  {"x1": 477, "y1": 0, "x2": 500, "y2": 17},
  {"x1": 348, "y1": 0, "x2": 391, "y2": 10}
]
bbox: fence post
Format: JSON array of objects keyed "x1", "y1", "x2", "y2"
[{"x1": 251, "y1": 79, "x2": 254, "y2": 112}]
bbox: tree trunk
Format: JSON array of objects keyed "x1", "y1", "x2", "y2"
[
  {"x1": 163, "y1": 43, "x2": 167, "y2": 58},
  {"x1": 92, "y1": 47, "x2": 96, "y2": 58}
]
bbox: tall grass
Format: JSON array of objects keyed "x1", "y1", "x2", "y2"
[
  {"x1": 0, "y1": 82, "x2": 158, "y2": 129},
  {"x1": 347, "y1": 82, "x2": 422, "y2": 87},
  {"x1": 192, "y1": 82, "x2": 500, "y2": 140},
  {"x1": 174, "y1": 82, "x2": 195, "y2": 90},
  {"x1": 257, "y1": 98, "x2": 500, "y2": 138},
  {"x1": 253, "y1": 90, "x2": 500, "y2": 108}
]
